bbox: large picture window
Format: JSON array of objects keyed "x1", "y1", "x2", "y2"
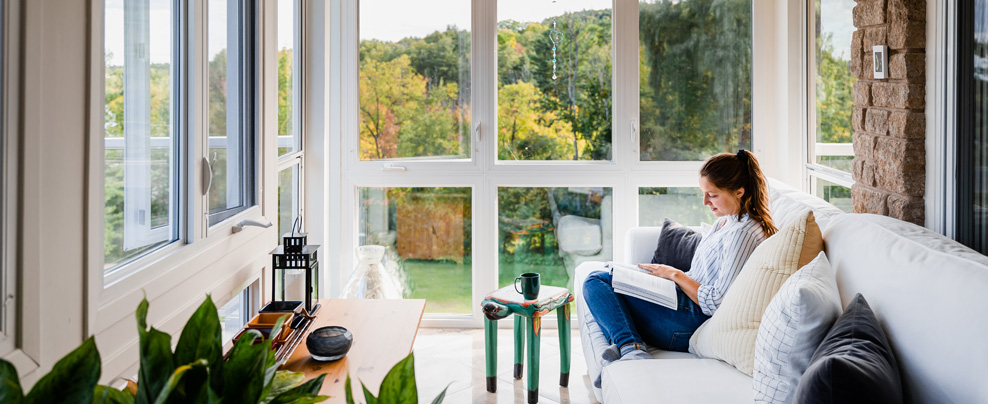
[
  {"x1": 497, "y1": 0, "x2": 613, "y2": 161},
  {"x1": 103, "y1": 0, "x2": 179, "y2": 270},
  {"x1": 358, "y1": 0, "x2": 471, "y2": 161},
  {"x1": 342, "y1": 0, "x2": 757, "y2": 324},
  {"x1": 639, "y1": 0, "x2": 752, "y2": 161}
]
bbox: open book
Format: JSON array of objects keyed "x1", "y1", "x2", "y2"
[{"x1": 607, "y1": 262, "x2": 678, "y2": 311}]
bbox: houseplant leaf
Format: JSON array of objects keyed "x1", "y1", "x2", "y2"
[
  {"x1": 0, "y1": 359, "x2": 23, "y2": 404},
  {"x1": 262, "y1": 370, "x2": 306, "y2": 403},
  {"x1": 135, "y1": 298, "x2": 175, "y2": 404},
  {"x1": 428, "y1": 383, "x2": 450, "y2": 404},
  {"x1": 220, "y1": 330, "x2": 270, "y2": 403},
  {"x1": 151, "y1": 360, "x2": 207, "y2": 404},
  {"x1": 344, "y1": 375, "x2": 355, "y2": 404},
  {"x1": 24, "y1": 337, "x2": 100, "y2": 404},
  {"x1": 93, "y1": 385, "x2": 135, "y2": 404},
  {"x1": 267, "y1": 374, "x2": 327, "y2": 404},
  {"x1": 361, "y1": 383, "x2": 378, "y2": 404},
  {"x1": 375, "y1": 352, "x2": 417, "y2": 404},
  {"x1": 173, "y1": 296, "x2": 222, "y2": 402}
]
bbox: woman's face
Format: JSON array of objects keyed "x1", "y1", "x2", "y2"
[{"x1": 699, "y1": 176, "x2": 744, "y2": 217}]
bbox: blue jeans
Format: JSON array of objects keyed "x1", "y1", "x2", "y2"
[{"x1": 583, "y1": 270, "x2": 710, "y2": 352}]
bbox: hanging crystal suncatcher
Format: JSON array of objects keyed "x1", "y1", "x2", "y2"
[{"x1": 548, "y1": 2, "x2": 564, "y2": 80}]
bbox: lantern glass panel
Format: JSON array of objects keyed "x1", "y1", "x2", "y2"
[{"x1": 281, "y1": 268, "x2": 307, "y2": 302}]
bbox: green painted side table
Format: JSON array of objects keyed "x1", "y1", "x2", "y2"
[{"x1": 481, "y1": 285, "x2": 574, "y2": 404}]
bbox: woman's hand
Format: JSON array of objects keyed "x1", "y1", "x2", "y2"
[{"x1": 637, "y1": 264, "x2": 682, "y2": 280}]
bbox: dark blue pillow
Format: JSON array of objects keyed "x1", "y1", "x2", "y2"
[
  {"x1": 794, "y1": 293, "x2": 903, "y2": 404},
  {"x1": 650, "y1": 218, "x2": 702, "y2": 272}
]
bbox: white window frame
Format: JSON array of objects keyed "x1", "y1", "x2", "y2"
[
  {"x1": 804, "y1": 0, "x2": 855, "y2": 198},
  {"x1": 0, "y1": 0, "x2": 20, "y2": 361},
  {"x1": 332, "y1": 0, "x2": 777, "y2": 327}
]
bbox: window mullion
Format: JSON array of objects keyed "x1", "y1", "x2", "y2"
[{"x1": 614, "y1": 0, "x2": 638, "y2": 169}]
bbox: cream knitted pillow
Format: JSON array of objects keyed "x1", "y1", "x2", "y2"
[{"x1": 688, "y1": 210, "x2": 823, "y2": 376}]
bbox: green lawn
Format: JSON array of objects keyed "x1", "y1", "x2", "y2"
[{"x1": 404, "y1": 258, "x2": 570, "y2": 314}]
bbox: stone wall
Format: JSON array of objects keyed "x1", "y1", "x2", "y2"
[{"x1": 850, "y1": 0, "x2": 927, "y2": 225}]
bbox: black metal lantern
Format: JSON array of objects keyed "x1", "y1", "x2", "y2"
[{"x1": 271, "y1": 232, "x2": 321, "y2": 315}]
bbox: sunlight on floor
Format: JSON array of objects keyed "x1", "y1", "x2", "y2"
[{"x1": 412, "y1": 328, "x2": 600, "y2": 404}]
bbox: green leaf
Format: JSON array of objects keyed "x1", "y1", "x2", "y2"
[
  {"x1": 267, "y1": 374, "x2": 327, "y2": 404},
  {"x1": 174, "y1": 296, "x2": 221, "y2": 368},
  {"x1": 173, "y1": 296, "x2": 222, "y2": 402},
  {"x1": 429, "y1": 383, "x2": 451, "y2": 404},
  {"x1": 151, "y1": 360, "x2": 207, "y2": 404},
  {"x1": 0, "y1": 359, "x2": 23, "y2": 404},
  {"x1": 262, "y1": 371, "x2": 306, "y2": 404},
  {"x1": 344, "y1": 375, "x2": 355, "y2": 404},
  {"x1": 135, "y1": 298, "x2": 175, "y2": 404},
  {"x1": 220, "y1": 331, "x2": 270, "y2": 403},
  {"x1": 25, "y1": 337, "x2": 101, "y2": 404},
  {"x1": 360, "y1": 383, "x2": 378, "y2": 404},
  {"x1": 376, "y1": 353, "x2": 417, "y2": 404},
  {"x1": 93, "y1": 385, "x2": 135, "y2": 404}
]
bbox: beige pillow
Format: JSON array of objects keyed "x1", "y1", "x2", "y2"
[{"x1": 688, "y1": 210, "x2": 823, "y2": 376}]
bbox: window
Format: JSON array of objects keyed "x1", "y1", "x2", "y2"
[
  {"x1": 638, "y1": 187, "x2": 714, "y2": 227},
  {"x1": 104, "y1": 0, "x2": 180, "y2": 270},
  {"x1": 497, "y1": 0, "x2": 612, "y2": 161},
  {"x1": 219, "y1": 285, "x2": 254, "y2": 343},
  {"x1": 639, "y1": 0, "x2": 752, "y2": 161},
  {"x1": 359, "y1": 187, "x2": 471, "y2": 313},
  {"x1": 358, "y1": 0, "x2": 471, "y2": 161},
  {"x1": 207, "y1": 0, "x2": 257, "y2": 225},
  {"x1": 806, "y1": 0, "x2": 855, "y2": 205},
  {"x1": 955, "y1": 0, "x2": 988, "y2": 253},
  {"x1": 498, "y1": 187, "x2": 611, "y2": 292},
  {"x1": 341, "y1": 0, "x2": 757, "y2": 324},
  {"x1": 277, "y1": 0, "x2": 303, "y2": 241}
]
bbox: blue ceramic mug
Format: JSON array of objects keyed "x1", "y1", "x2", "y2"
[{"x1": 514, "y1": 272, "x2": 541, "y2": 300}]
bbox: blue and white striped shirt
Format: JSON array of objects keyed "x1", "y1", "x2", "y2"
[{"x1": 687, "y1": 214, "x2": 768, "y2": 316}]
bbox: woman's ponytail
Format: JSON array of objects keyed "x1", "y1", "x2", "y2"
[{"x1": 700, "y1": 150, "x2": 778, "y2": 236}]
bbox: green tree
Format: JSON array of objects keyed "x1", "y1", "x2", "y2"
[
  {"x1": 816, "y1": 33, "x2": 855, "y2": 144},
  {"x1": 359, "y1": 55, "x2": 427, "y2": 159},
  {"x1": 639, "y1": 0, "x2": 752, "y2": 161},
  {"x1": 497, "y1": 82, "x2": 572, "y2": 160}
]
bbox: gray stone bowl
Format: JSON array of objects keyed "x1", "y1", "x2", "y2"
[{"x1": 306, "y1": 326, "x2": 352, "y2": 362}]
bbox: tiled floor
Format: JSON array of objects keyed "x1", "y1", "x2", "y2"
[{"x1": 412, "y1": 327, "x2": 601, "y2": 404}]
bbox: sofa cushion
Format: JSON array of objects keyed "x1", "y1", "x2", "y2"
[
  {"x1": 793, "y1": 293, "x2": 903, "y2": 404},
  {"x1": 651, "y1": 218, "x2": 703, "y2": 271},
  {"x1": 601, "y1": 359, "x2": 753, "y2": 404},
  {"x1": 753, "y1": 252, "x2": 842, "y2": 404},
  {"x1": 768, "y1": 178, "x2": 844, "y2": 231},
  {"x1": 824, "y1": 214, "x2": 988, "y2": 403},
  {"x1": 690, "y1": 210, "x2": 823, "y2": 376}
]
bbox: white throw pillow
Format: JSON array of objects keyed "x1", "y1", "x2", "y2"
[
  {"x1": 689, "y1": 210, "x2": 823, "y2": 376},
  {"x1": 753, "y1": 252, "x2": 842, "y2": 404}
]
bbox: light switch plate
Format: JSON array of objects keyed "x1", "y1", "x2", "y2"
[{"x1": 873, "y1": 45, "x2": 888, "y2": 79}]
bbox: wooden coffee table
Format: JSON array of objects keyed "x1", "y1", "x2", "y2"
[{"x1": 280, "y1": 299, "x2": 426, "y2": 400}]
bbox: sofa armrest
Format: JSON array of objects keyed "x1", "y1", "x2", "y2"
[{"x1": 624, "y1": 227, "x2": 662, "y2": 264}]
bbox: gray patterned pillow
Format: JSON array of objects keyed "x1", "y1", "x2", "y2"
[{"x1": 753, "y1": 252, "x2": 842, "y2": 404}]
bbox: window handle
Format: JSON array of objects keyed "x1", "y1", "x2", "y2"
[
  {"x1": 382, "y1": 163, "x2": 406, "y2": 172},
  {"x1": 474, "y1": 120, "x2": 482, "y2": 152},
  {"x1": 232, "y1": 219, "x2": 273, "y2": 233},
  {"x1": 202, "y1": 155, "x2": 213, "y2": 195},
  {"x1": 631, "y1": 120, "x2": 639, "y2": 153}
]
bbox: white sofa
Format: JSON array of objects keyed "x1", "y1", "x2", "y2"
[{"x1": 574, "y1": 179, "x2": 988, "y2": 403}]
